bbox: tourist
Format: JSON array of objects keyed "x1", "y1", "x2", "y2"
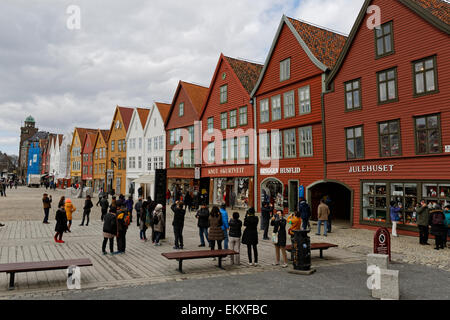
[
  {"x1": 416, "y1": 200, "x2": 430, "y2": 245},
  {"x1": 287, "y1": 210, "x2": 301, "y2": 238},
  {"x1": 116, "y1": 200, "x2": 130, "y2": 254},
  {"x1": 80, "y1": 195, "x2": 93, "y2": 226},
  {"x1": 208, "y1": 206, "x2": 224, "y2": 252},
  {"x1": 134, "y1": 196, "x2": 143, "y2": 227},
  {"x1": 166, "y1": 189, "x2": 171, "y2": 205},
  {"x1": 242, "y1": 207, "x2": 259, "y2": 266},
  {"x1": 139, "y1": 201, "x2": 148, "y2": 241},
  {"x1": 98, "y1": 196, "x2": 109, "y2": 221},
  {"x1": 102, "y1": 208, "x2": 117, "y2": 255},
  {"x1": 125, "y1": 195, "x2": 134, "y2": 223},
  {"x1": 219, "y1": 203, "x2": 229, "y2": 249},
  {"x1": 195, "y1": 203, "x2": 210, "y2": 247},
  {"x1": 298, "y1": 198, "x2": 311, "y2": 230},
  {"x1": 171, "y1": 201, "x2": 186, "y2": 250},
  {"x1": 58, "y1": 196, "x2": 65, "y2": 208},
  {"x1": 54, "y1": 202, "x2": 67, "y2": 243},
  {"x1": 429, "y1": 204, "x2": 447, "y2": 250},
  {"x1": 325, "y1": 195, "x2": 333, "y2": 233},
  {"x1": 261, "y1": 202, "x2": 272, "y2": 240},
  {"x1": 228, "y1": 212, "x2": 242, "y2": 265},
  {"x1": 148, "y1": 200, "x2": 157, "y2": 243},
  {"x1": 184, "y1": 191, "x2": 192, "y2": 212},
  {"x1": 316, "y1": 199, "x2": 329, "y2": 236},
  {"x1": 110, "y1": 196, "x2": 117, "y2": 213},
  {"x1": 271, "y1": 209, "x2": 288, "y2": 268},
  {"x1": 444, "y1": 205, "x2": 450, "y2": 248},
  {"x1": 42, "y1": 193, "x2": 52, "y2": 224},
  {"x1": 390, "y1": 201, "x2": 402, "y2": 237},
  {"x1": 230, "y1": 191, "x2": 236, "y2": 210},
  {"x1": 64, "y1": 198, "x2": 76, "y2": 232},
  {"x1": 153, "y1": 204, "x2": 164, "y2": 246}
]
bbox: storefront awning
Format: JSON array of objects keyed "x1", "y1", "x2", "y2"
[{"x1": 133, "y1": 175, "x2": 155, "y2": 184}]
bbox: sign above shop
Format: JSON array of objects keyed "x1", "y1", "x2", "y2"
[
  {"x1": 260, "y1": 167, "x2": 301, "y2": 175},
  {"x1": 207, "y1": 167, "x2": 245, "y2": 176},
  {"x1": 349, "y1": 164, "x2": 394, "y2": 173}
]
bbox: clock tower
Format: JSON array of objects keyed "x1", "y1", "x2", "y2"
[{"x1": 18, "y1": 116, "x2": 38, "y2": 179}]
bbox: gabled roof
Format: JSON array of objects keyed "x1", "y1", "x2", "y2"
[
  {"x1": 251, "y1": 15, "x2": 347, "y2": 97},
  {"x1": 136, "y1": 108, "x2": 151, "y2": 129},
  {"x1": 58, "y1": 134, "x2": 63, "y2": 147},
  {"x1": 155, "y1": 102, "x2": 171, "y2": 123},
  {"x1": 100, "y1": 130, "x2": 109, "y2": 143},
  {"x1": 82, "y1": 131, "x2": 97, "y2": 153},
  {"x1": 74, "y1": 128, "x2": 98, "y2": 148},
  {"x1": 117, "y1": 106, "x2": 134, "y2": 132},
  {"x1": 93, "y1": 129, "x2": 109, "y2": 151},
  {"x1": 224, "y1": 56, "x2": 263, "y2": 94},
  {"x1": 326, "y1": 0, "x2": 450, "y2": 87}
]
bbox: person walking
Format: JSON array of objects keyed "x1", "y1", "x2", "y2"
[
  {"x1": 298, "y1": 198, "x2": 311, "y2": 231},
  {"x1": 42, "y1": 193, "x2": 52, "y2": 224},
  {"x1": 242, "y1": 207, "x2": 259, "y2": 266},
  {"x1": 444, "y1": 205, "x2": 450, "y2": 248},
  {"x1": 316, "y1": 199, "x2": 329, "y2": 236},
  {"x1": 271, "y1": 209, "x2": 288, "y2": 268},
  {"x1": 195, "y1": 203, "x2": 210, "y2": 247},
  {"x1": 184, "y1": 192, "x2": 192, "y2": 213},
  {"x1": 98, "y1": 196, "x2": 109, "y2": 221},
  {"x1": 261, "y1": 202, "x2": 272, "y2": 240},
  {"x1": 54, "y1": 202, "x2": 68, "y2": 243},
  {"x1": 208, "y1": 206, "x2": 224, "y2": 252},
  {"x1": 125, "y1": 195, "x2": 134, "y2": 223},
  {"x1": 166, "y1": 189, "x2": 171, "y2": 206},
  {"x1": 139, "y1": 201, "x2": 148, "y2": 242},
  {"x1": 153, "y1": 204, "x2": 164, "y2": 246},
  {"x1": 228, "y1": 212, "x2": 242, "y2": 265},
  {"x1": 429, "y1": 204, "x2": 447, "y2": 250},
  {"x1": 135, "y1": 197, "x2": 143, "y2": 227},
  {"x1": 80, "y1": 195, "x2": 93, "y2": 226},
  {"x1": 64, "y1": 198, "x2": 76, "y2": 232},
  {"x1": 171, "y1": 201, "x2": 186, "y2": 249},
  {"x1": 416, "y1": 200, "x2": 430, "y2": 245},
  {"x1": 116, "y1": 201, "x2": 130, "y2": 254},
  {"x1": 219, "y1": 203, "x2": 230, "y2": 249},
  {"x1": 102, "y1": 209, "x2": 117, "y2": 255},
  {"x1": 58, "y1": 196, "x2": 65, "y2": 208},
  {"x1": 390, "y1": 201, "x2": 402, "y2": 237}
]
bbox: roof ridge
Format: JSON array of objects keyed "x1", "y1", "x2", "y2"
[{"x1": 224, "y1": 55, "x2": 264, "y2": 66}]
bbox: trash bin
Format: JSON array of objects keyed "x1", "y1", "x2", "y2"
[{"x1": 292, "y1": 230, "x2": 311, "y2": 271}]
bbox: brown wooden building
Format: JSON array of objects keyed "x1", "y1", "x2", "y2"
[{"x1": 323, "y1": 0, "x2": 450, "y2": 234}]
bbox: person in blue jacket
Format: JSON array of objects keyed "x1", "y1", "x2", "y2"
[
  {"x1": 390, "y1": 201, "x2": 402, "y2": 237},
  {"x1": 219, "y1": 203, "x2": 229, "y2": 249},
  {"x1": 443, "y1": 205, "x2": 450, "y2": 248}
]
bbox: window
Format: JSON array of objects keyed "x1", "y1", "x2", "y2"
[
  {"x1": 271, "y1": 95, "x2": 281, "y2": 121},
  {"x1": 230, "y1": 137, "x2": 238, "y2": 160},
  {"x1": 271, "y1": 130, "x2": 282, "y2": 160},
  {"x1": 413, "y1": 56, "x2": 438, "y2": 96},
  {"x1": 390, "y1": 183, "x2": 418, "y2": 226},
  {"x1": 220, "y1": 85, "x2": 228, "y2": 104},
  {"x1": 111, "y1": 140, "x2": 115, "y2": 152},
  {"x1": 375, "y1": 22, "x2": 394, "y2": 58},
  {"x1": 175, "y1": 129, "x2": 181, "y2": 144},
  {"x1": 95, "y1": 149, "x2": 98, "y2": 160},
  {"x1": 138, "y1": 138, "x2": 142, "y2": 150},
  {"x1": 260, "y1": 99, "x2": 269, "y2": 123},
  {"x1": 207, "y1": 142, "x2": 215, "y2": 163},
  {"x1": 147, "y1": 157, "x2": 152, "y2": 171},
  {"x1": 345, "y1": 79, "x2": 361, "y2": 110},
  {"x1": 154, "y1": 136, "x2": 159, "y2": 150},
  {"x1": 362, "y1": 182, "x2": 387, "y2": 222},
  {"x1": 280, "y1": 58, "x2": 290, "y2": 81},
  {"x1": 184, "y1": 150, "x2": 193, "y2": 168},
  {"x1": 346, "y1": 126, "x2": 364, "y2": 159},
  {"x1": 122, "y1": 158, "x2": 126, "y2": 169},
  {"x1": 284, "y1": 129, "x2": 296, "y2": 158},
  {"x1": 207, "y1": 117, "x2": 214, "y2": 134},
  {"x1": 154, "y1": 157, "x2": 159, "y2": 170},
  {"x1": 299, "y1": 126, "x2": 313, "y2": 157},
  {"x1": 159, "y1": 136, "x2": 163, "y2": 150},
  {"x1": 169, "y1": 152, "x2": 174, "y2": 168},
  {"x1": 284, "y1": 91, "x2": 295, "y2": 118},
  {"x1": 230, "y1": 110, "x2": 237, "y2": 128},
  {"x1": 138, "y1": 156, "x2": 142, "y2": 169},
  {"x1": 222, "y1": 140, "x2": 228, "y2": 161},
  {"x1": 118, "y1": 158, "x2": 122, "y2": 170},
  {"x1": 239, "y1": 136, "x2": 249, "y2": 159},
  {"x1": 298, "y1": 86, "x2": 311, "y2": 114},
  {"x1": 123, "y1": 140, "x2": 126, "y2": 151},
  {"x1": 148, "y1": 137, "x2": 152, "y2": 151},
  {"x1": 118, "y1": 140, "x2": 122, "y2": 152},
  {"x1": 259, "y1": 133, "x2": 270, "y2": 160},
  {"x1": 377, "y1": 68, "x2": 397, "y2": 103},
  {"x1": 379, "y1": 120, "x2": 401, "y2": 157},
  {"x1": 188, "y1": 126, "x2": 194, "y2": 143},
  {"x1": 179, "y1": 102, "x2": 184, "y2": 116},
  {"x1": 221, "y1": 112, "x2": 227, "y2": 130},
  {"x1": 169, "y1": 130, "x2": 174, "y2": 145},
  {"x1": 239, "y1": 106, "x2": 247, "y2": 126},
  {"x1": 415, "y1": 114, "x2": 441, "y2": 154}
]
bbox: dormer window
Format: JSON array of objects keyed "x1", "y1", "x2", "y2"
[
  {"x1": 375, "y1": 22, "x2": 394, "y2": 58},
  {"x1": 179, "y1": 103, "x2": 184, "y2": 116}
]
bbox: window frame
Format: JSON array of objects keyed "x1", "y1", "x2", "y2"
[
  {"x1": 280, "y1": 58, "x2": 291, "y2": 82},
  {"x1": 414, "y1": 113, "x2": 442, "y2": 155},
  {"x1": 344, "y1": 78, "x2": 362, "y2": 111},
  {"x1": 239, "y1": 106, "x2": 248, "y2": 126},
  {"x1": 412, "y1": 55, "x2": 439, "y2": 97},
  {"x1": 346, "y1": 126, "x2": 365, "y2": 160},
  {"x1": 260, "y1": 99, "x2": 269, "y2": 124},
  {"x1": 220, "y1": 112, "x2": 228, "y2": 130},
  {"x1": 179, "y1": 102, "x2": 184, "y2": 117},
  {"x1": 271, "y1": 95, "x2": 281, "y2": 121},
  {"x1": 207, "y1": 117, "x2": 214, "y2": 134},
  {"x1": 283, "y1": 128, "x2": 297, "y2": 159},
  {"x1": 299, "y1": 126, "x2": 313, "y2": 157},
  {"x1": 220, "y1": 85, "x2": 228, "y2": 104},
  {"x1": 229, "y1": 109, "x2": 237, "y2": 128},
  {"x1": 377, "y1": 67, "x2": 398, "y2": 105},
  {"x1": 283, "y1": 91, "x2": 295, "y2": 119},
  {"x1": 374, "y1": 21, "x2": 395, "y2": 59},
  {"x1": 378, "y1": 119, "x2": 402, "y2": 157},
  {"x1": 298, "y1": 86, "x2": 311, "y2": 115}
]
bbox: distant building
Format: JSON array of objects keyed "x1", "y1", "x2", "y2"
[
  {"x1": 18, "y1": 116, "x2": 39, "y2": 179},
  {"x1": 26, "y1": 131, "x2": 49, "y2": 184}
]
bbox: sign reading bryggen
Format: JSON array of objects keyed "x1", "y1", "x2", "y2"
[{"x1": 260, "y1": 167, "x2": 301, "y2": 175}]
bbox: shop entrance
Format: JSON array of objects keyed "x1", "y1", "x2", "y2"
[
  {"x1": 289, "y1": 180, "x2": 299, "y2": 212},
  {"x1": 261, "y1": 178, "x2": 284, "y2": 210},
  {"x1": 308, "y1": 181, "x2": 352, "y2": 223}
]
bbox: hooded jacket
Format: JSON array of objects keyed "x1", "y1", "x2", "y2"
[
  {"x1": 64, "y1": 200, "x2": 76, "y2": 220},
  {"x1": 219, "y1": 208, "x2": 229, "y2": 231},
  {"x1": 298, "y1": 201, "x2": 311, "y2": 220},
  {"x1": 153, "y1": 205, "x2": 164, "y2": 233}
]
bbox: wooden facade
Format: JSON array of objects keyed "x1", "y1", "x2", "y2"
[{"x1": 93, "y1": 129, "x2": 109, "y2": 193}]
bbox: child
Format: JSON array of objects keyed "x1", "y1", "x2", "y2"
[
  {"x1": 228, "y1": 212, "x2": 242, "y2": 265},
  {"x1": 64, "y1": 198, "x2": 76, "y2": 232},
  {"x1": 54, "y1": 202, "x2": 68, "y2": 243}
]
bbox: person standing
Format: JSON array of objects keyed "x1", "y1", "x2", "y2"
[
  {"x1": 230, "y1": 191, "x2": 236, "y2": 210},
  {"x1": 116, "y1": 201, "x2": 130, "y2": 254},
  {"x1": 171, "y1": 201, "x2": 186, "y2": 249},
  {"x1": 166, "y1": 189, "x2": 171, "y2": 205},
  {"x1": 54, "y1": 202, "x2": 67, "y2": 243},
  {"x1": 153, "y1": 204, "x2": 164, "y2": 246},
  {"x1": 208, "y1": 206, "x2": 224, "y2": 251},
  {"x1": 228, "y1": 212, "x2": 242, "y2": 265},
  {"x1": 219, "y1": 203, "x2": 229, "y2": 249},
  {"x1": 298, "y1": 198, "x2": 311, "y2": 231},
  {"x1": 97, "y1": 196, "x2": 109, "y2": 221},
  {"x1": 287, "y1": 210, "x2": 301, "y2": 238},
  {"x1": 64, "y1": 198, "x2": 76, "y2": 232},
  {"x1": 242, "y1": 207, "x2": 259, "y2": 266},
  {"x1": 184, "y1": 192, "x2": 192, "y2": 213},
  {"x1": 416, "y1": 200, "x2": 430, "y2": 245},
  {"x1": 125, "y1": 196, "x2": 134, "y2": 223},
  {"x1": 316, "y1": 199, "x2": 329, "y2": 236},
  {"x1": 261, "y1": 202, "x2": 272, "y2": 240},
  {"x1": 390, "y1": 201, "x2": 402, "y2": 237},
  {"x1": 444, "y1": 205, "x2": 450, "y2": 248},
  {"x1": 429, "y1": 204, "x2": 446, "y2": 250},
  {"x1": 271, "y1": 210, "x2": 288, "y2": 268},
  {"x1": 42, "y1": 193, "x2": 52, "y2": 224},
  {"x1": 325, "y1": 195, "x2": 333, "y2": 233},
  {"x1": 110, "y1": 196, "x2": 117, "y2": 213},
  {"x1": 135, "y1": 197, "x2": 143, "y2": 227},
  {"x1": 102, "y1": 209, "x2": 117, "y2": 255},
  {"x1": 80, "y1": 195, "x2": 93, "y2": 226},
  {"x1": 195, "y1": 204, "x2": 210, "y2": 247},
  {"x1": 139, "y1": 201, "x2": 148, "y2": 242}
]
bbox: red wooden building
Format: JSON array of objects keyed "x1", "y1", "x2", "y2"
[
  {"x1": 165, "y1": 81, "x2": 209, "y2": 198},
  {"x1": 81, "y1": 131, "x2": 97, "y2": 188},
  {"x1": 200, "y1": 54, "x2": 263, "y2": 208},
  {"x1": 251, "y1": 15, "x2": 347, "y2": 215},
  {"x1": 323, "y1": 0, "x2": 450, "y2": 234}
]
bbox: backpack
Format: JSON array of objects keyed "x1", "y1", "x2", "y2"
[
  {"x1": 118, "y1": 208, "x2": 130, "y2": 227},
  {"x1": 432, "y1": 212, "x2": 444, "y2": 225},
  {"x1": 152, "y1": 212, "x2": 159, "y2": 225}
]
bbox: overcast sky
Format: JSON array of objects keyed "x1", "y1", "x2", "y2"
[{"x1": 0, "y1": 0, "x2": 365, "y2": 156}]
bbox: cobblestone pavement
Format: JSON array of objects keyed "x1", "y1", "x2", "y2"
[{"x1": 0, "y1": 187, "x2": 448, "y2": 299}]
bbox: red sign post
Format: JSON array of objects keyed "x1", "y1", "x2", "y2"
[{"x1": 373, "y1": 227, "x2": 391, "y2": 261}]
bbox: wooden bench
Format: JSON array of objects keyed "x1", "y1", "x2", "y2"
[
  {"x1": 286, "y1": 243, "x2": 338, "y2": 259},
  {"x1": 162, "y1": 249, "x2": 238, "y2": 273},
  {"x1": 0, "y1": 258, "x2": 93, "y2": 290}
]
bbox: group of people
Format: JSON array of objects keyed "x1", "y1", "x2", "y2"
[{"x1": 166, "y1": 188, "x2": 207, "y2": 212}]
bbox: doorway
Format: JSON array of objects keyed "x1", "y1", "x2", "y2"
[
  {"x1": 261, "y1": 178, "x2": 284, "y2": 210},
  {"x1": 289, "y1": 180, "x2": 299, "y2": 212}
]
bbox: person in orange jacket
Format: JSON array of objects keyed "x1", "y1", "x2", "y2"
[
  {"x1": 65, "y1": 198, "x2": 76, "y2": 232},
  {"x1": 286, "y1": 210, "x2": 302, "y2": 237}
]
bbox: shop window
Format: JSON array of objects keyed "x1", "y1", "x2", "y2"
[
  {"x1": 415, "y1": 114, "x2": 441, "y2": 154},
  {"x1": 391, "y1": 183, "x2": 418, "y2": 226},
  {"x1": 362, "y1": 182, "x2": 387, "y2": 222},
  {"x1": 423, "y1": 183, "x2": 450, "y2": 208},
  {"x1": 379, "y1": 120, "x2": 401, "y2": 157},
  {"x1": 262, "y1": 179, "x2": 284, "y2": 210},
  {"x1": 413, "y1": 56, "x2": 438, "y2": 96},
  {"x1": 272, "y1": 95, "x2": 281, "y2": 121}
]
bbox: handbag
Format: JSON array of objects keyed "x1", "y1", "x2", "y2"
[{"x1": 271, "y1": 232, "x2": 278, "y2": 244}]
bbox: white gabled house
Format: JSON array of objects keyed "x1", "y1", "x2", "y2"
[
  {"x1": 58, "y1": 131, "x2": 73, "y2": 185},
  {"x1": 49, "y1": 134, "x2": 62, "y2": 179}
]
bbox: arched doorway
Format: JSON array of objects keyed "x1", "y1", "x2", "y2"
[
  {"x1": 307, "y1": 180, "x2": 352, "y2": 225},
  {"x1": 261, "y1": 177, "x2": 284, "y2": 210}
]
